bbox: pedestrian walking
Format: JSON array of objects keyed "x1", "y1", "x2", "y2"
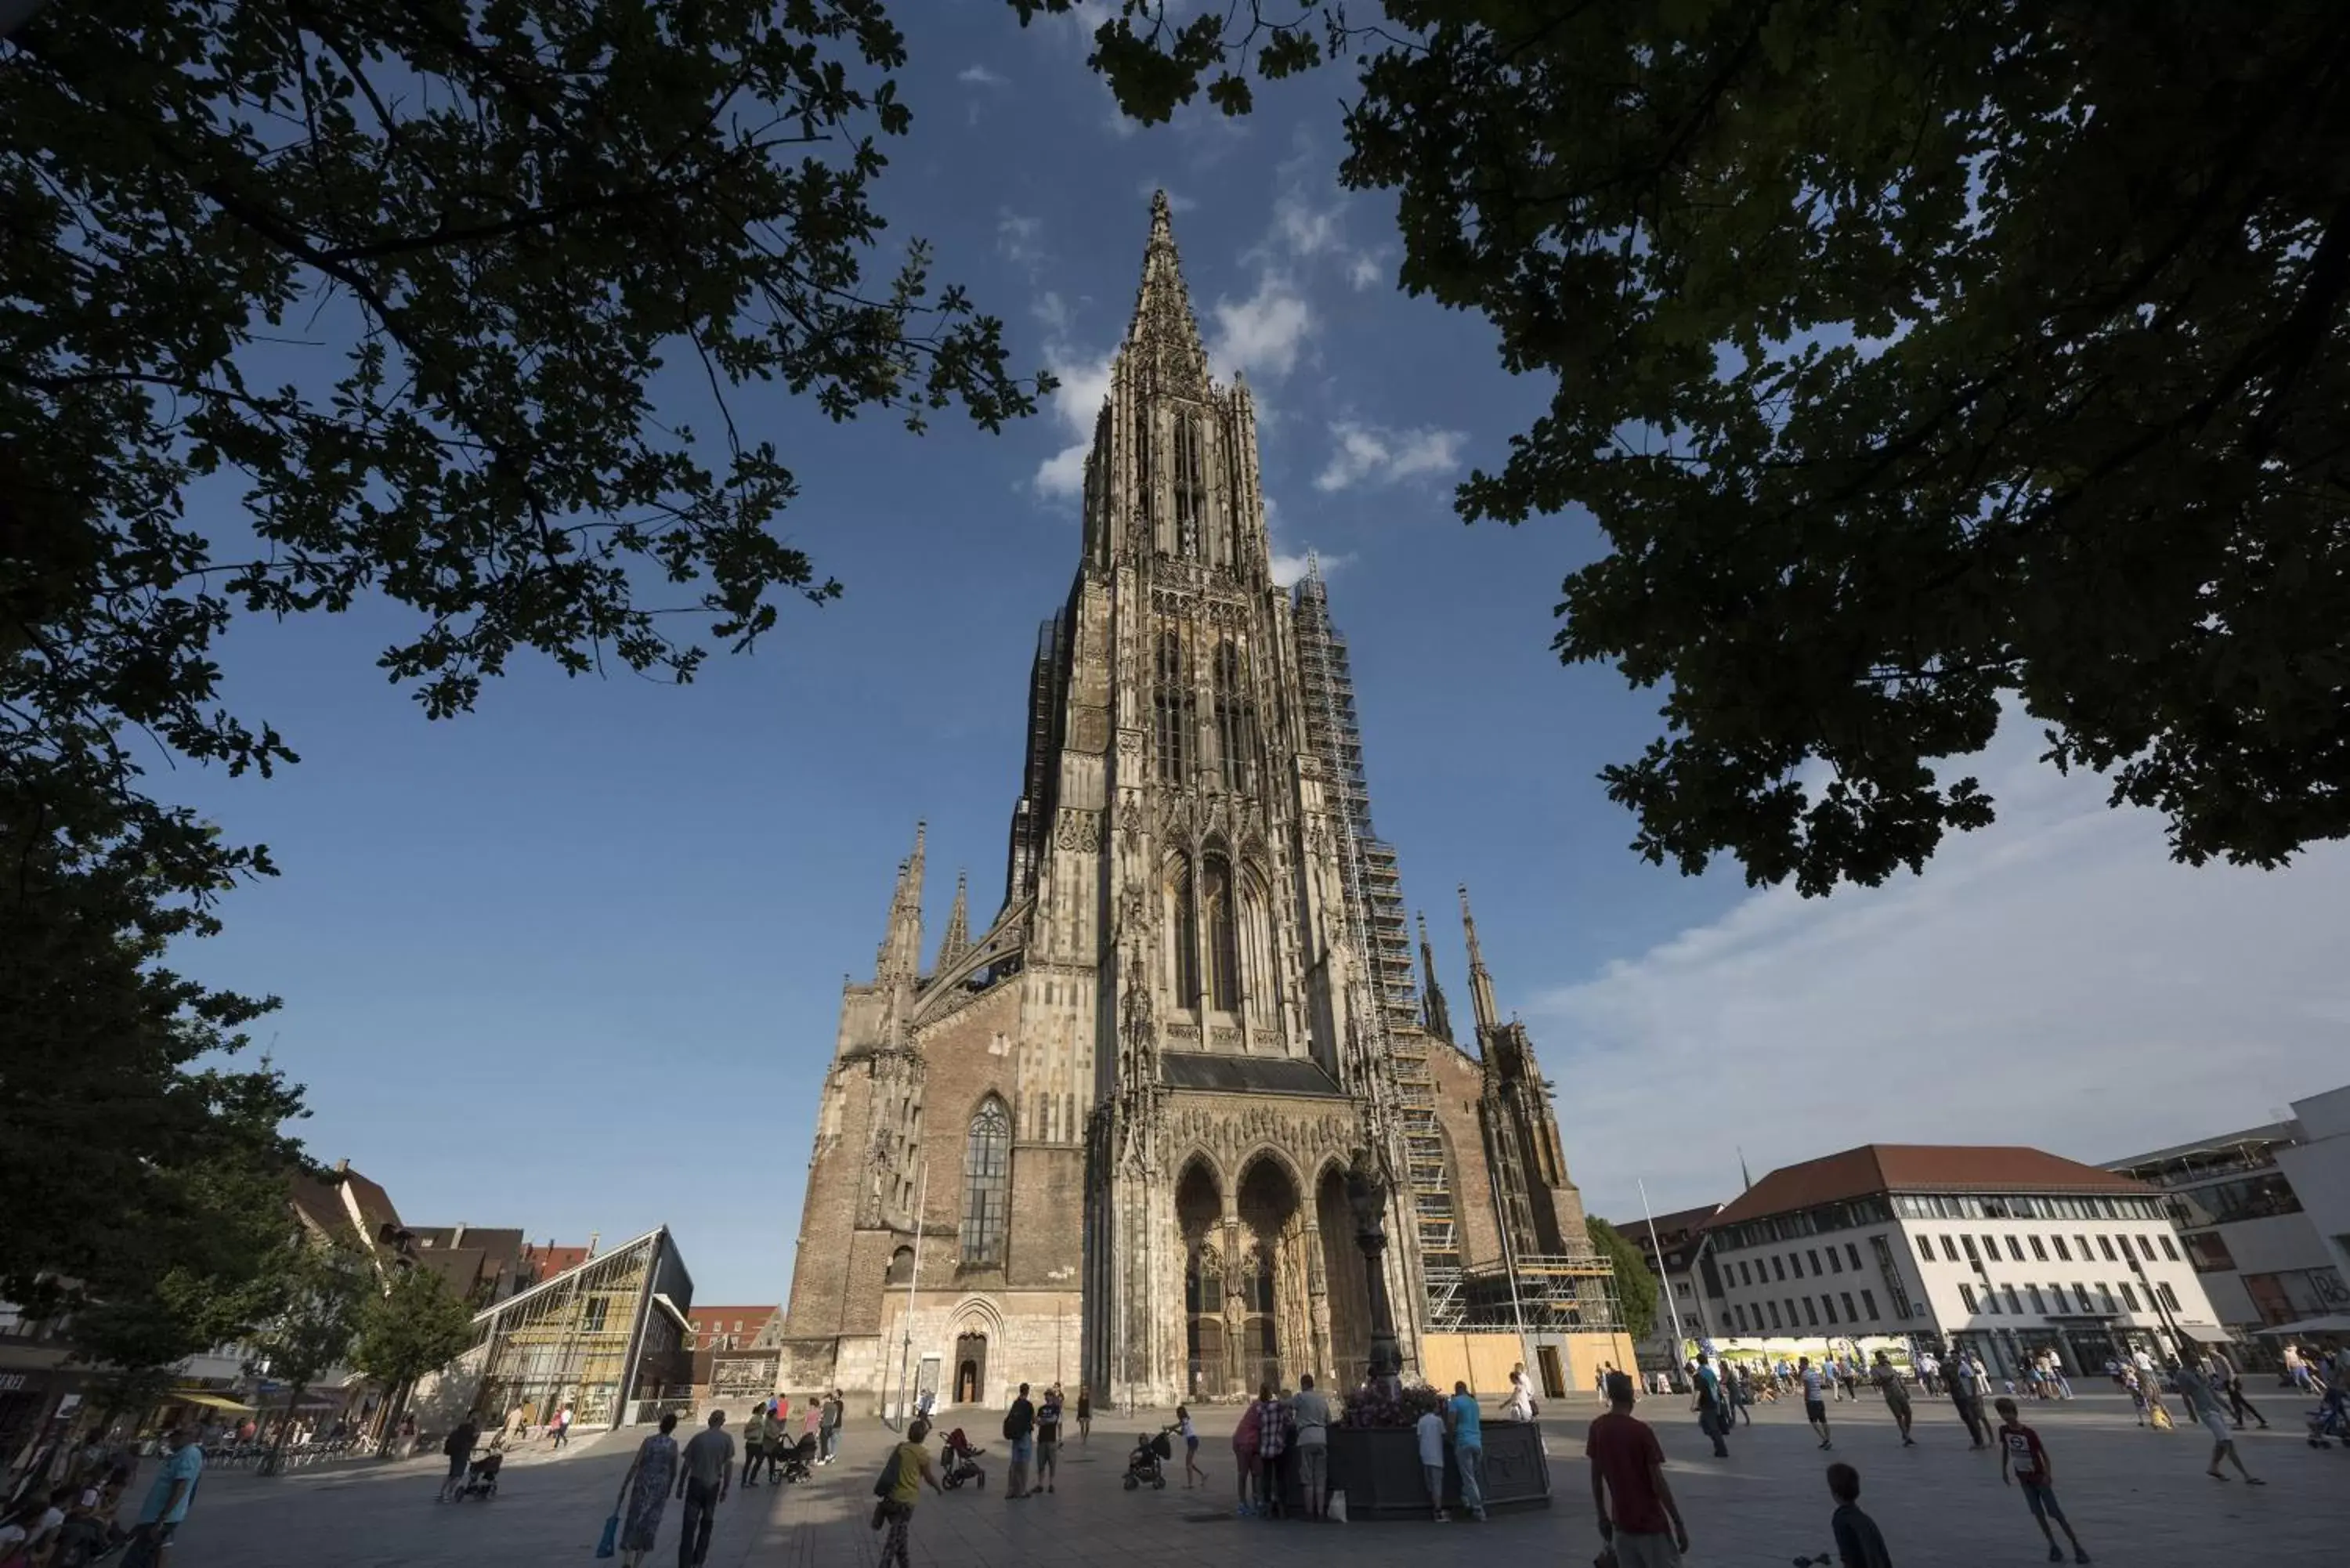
[
  {"x1": 1177, "y1": 1405, "x2": 1206, "y2": 1488},
  {"x1": 873, "y1": 1418, "x2": 943, "y2": 1568},
  {"x1": 1001, "y1": 1382, "x2": 1036, "y2": 1499},
  {"x1": 1504, "y1": 1361, "x2": 1536, "y2": 1422},
  {"x1": 1076, "y1": 1385, "x2": 1092, "y2": 1444},
  {"x1": 1415, "y1": 1402, "x2": 1447, "y2": 1523},
  {"x1": 2207, "y1": 1349, "x2": 2268, "y2": 1429},
  {"x1": 1253, "y1": 1382, "x2": 1292, "y2": 1519},
  {"x1": 1872, "y1": 1351, "x2": 1916, "y2": 1447},
  {"x1": 741, "y1": 1403, "x2": 768, "y2": 1488},
  {"x1": 1825, "y1": 1461, "x2": 1893, "y2": 1568},
  {"x1": 612, "y1": 1412, "x2": 680, "y2": 1568},
  {"x1": 1691, "y1": 1352, "x2": 1730, "y2": 1458},
  {"x1": 817, "y1": 1391, "x2": 840, "y2": 1465},
  {"x1": 1949, "y1": 1352, "x2": 1989, "y2": 1448},
  {"x1": 1731, "y1": 1362, "x2": 1755, "y2": 1425},
  {"x1": 675, "y1": 1411, "x2": 734, "y2": 1568},
  {"x1": 1292, "y1": 1373, "x2": 1332, "y2": 1518},
  {"x1": 1587, "y1": 1371, "x2": 1690, "y2": 1567},
  {"x1": 552, "y1": 1404, "x2": 573, "y2": 1451},
  {"x1": 118, "y1": 1425, "x2": 203, "y2": 1568},
  {"x1": 436, "y1": 1416, "x2": 479, "y2": 1502},
  {"x1": 1994, "y1": 1397, "x2": 2091, "y2": 1563},
  {"x1": 2171, "y1": 1358, "x2": 2263, "y2": 1484},
  {"x1": 1447, "y1": 1380, "x2": 1487, "y2": 1521},
  {"x1": 1034, "y1": 1386, "x2": 1062, "y2": 1494},
  {"x1": 1799, "y1": 1357, "x2": 1834, "y2": 1451}
]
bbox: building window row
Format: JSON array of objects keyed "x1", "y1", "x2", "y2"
[
  {"x1": 1909, "y1": 1228, "x2": 2173, "y2": 1266},
  {"x1": 1889, "y1": 1191, "x2": 2164, "y2": 1223}
]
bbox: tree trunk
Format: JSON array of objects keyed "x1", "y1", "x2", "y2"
[
  {"x1": 258, "y1": 1383, "x2": 306, "y2": 1477},
  {"x1": 374, "y1": 1378, "x2": 414, "y2": 1459}
]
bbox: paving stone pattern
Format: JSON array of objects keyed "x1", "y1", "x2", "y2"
[{"x1": 161, "y1": 1391, "x2": 2346, "y2": 1568}]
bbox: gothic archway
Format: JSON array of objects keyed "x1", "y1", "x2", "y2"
[
  {"x1": 1177, "y1": 1158, "x2": 1225, "y2": 1396},
  {"x1": 953, "y1": 1331, "x2": 988, "y2": 1404},
  {"x1": 1235, "y1": 1154, "x2": 1306, "y2": 1393},
  {"x1": 1316, "y1": 1163, "x2": 1372, "y2": 1389}
]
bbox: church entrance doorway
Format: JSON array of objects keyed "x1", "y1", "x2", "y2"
[
  {"x1": 1236, "y1": 1156, "x2": 1306, "y2": 1394},
  {"x1": 1178, "y1": 1159, "x2": 1227, "y2": 1396},
  {"x1": 1315, "y1": 1165, "x2": 1372, "y2": 1389},
  {"x1": 953, "y1": 1332, "x2": 987, "y2": 1404}
]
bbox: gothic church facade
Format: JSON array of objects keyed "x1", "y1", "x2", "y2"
[{"x1": 779, "y1": 195, "x2": 1616, "y2": 1410}]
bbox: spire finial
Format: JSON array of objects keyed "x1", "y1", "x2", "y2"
[{"x1": 1124, "y1": 190, "x2": 1211, "y2": 391}]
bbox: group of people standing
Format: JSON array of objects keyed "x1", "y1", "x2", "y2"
[{"x1": 739, "y1": 1391, "x2": 845, "y2": 1483}]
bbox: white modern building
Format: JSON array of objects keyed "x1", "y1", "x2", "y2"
[
  {"x1": 1700, "y1": 1145, "x2": 2225, "y2": 1381},
  {"x1": 2265, "y1": 1086, "x2": 2350, "y2": 1344},
  {"x1": 2107, "y1": 1107, "x2": 2350, "y2": 1354}
]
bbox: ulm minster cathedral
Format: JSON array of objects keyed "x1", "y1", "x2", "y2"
[{"x1": 779, "y1": 193, "x2": 1629, "y2": 1411}]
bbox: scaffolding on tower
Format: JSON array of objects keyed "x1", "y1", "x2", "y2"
[{"x1": 1292, "y1": 558, "x2": 1464, "y2": 1333}]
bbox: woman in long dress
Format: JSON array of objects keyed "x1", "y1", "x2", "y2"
[{"x1": 613, "y1": 1412, "x2": 681, "y2": 1568}]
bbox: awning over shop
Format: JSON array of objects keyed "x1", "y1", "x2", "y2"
[
  {"x1": 168, "y1": 1392, "x2": 255, "y2": 1412},
  {"x1": 2253, "y1": 1314, "x2": 2350, "y2": 1337}
]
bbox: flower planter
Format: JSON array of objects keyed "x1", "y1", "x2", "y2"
[{"x1": 1316, "y1": 1419, "x2": 1551, "y2": 1519}]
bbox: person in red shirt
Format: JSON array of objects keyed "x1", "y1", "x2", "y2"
[
  {"x1": 1994, "y1": 1397, "x2": 2092, "y2": 1565},
  {"x1": 1587, "y1": 1371, "x2": 1690, "y2": 1567}
]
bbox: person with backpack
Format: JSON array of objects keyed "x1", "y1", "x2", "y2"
[
  {"x1": 1001, "y1": 1382, "x2": 1037, "y2": 1500},
  {"x1": 871, "y1": 1418, "x2": 942, "y2": 1568},
  {"x1": 1691, "y1": 1352, "x2": 1730, "y2": 1458}
]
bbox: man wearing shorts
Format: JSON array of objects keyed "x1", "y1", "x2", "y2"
[
  {"x1": 2170, "y1": 1357, "x2": 2263, "y2": 1484},
  {"x1": 1798, "y1": 1357, "x2": 1832, "y2": 1450},
  {"x1": 1995, "y1": 1397, "x2": 2091, "y2": 1564}
]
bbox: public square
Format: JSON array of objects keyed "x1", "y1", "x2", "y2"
[{"x1": 163, "y1": 1390, "x2": 2343, "y2": 1568}]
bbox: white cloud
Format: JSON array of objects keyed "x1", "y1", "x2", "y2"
[
  {"x1": 1347, "y1": 254, "x2": 1384, "y2": 291},
  {"x1": 998, "y1": 211, "x2": 1047, "y2": 276},
  {"x1": 1313, "y1": 420, "x2": 1465, "y2": 491},
  {"x1": 1269, "y1": 548, "x2": 1355, "y2": 588},
  {"x1": 1531, "y1": 724, "x2": 2350, "y2": 1227},
  {"x1": 958, "y1": 64, "x2": 1008, "y2": 87},
  {"x1": 1209, "y1": 276, "x2": 1312, "y2": 381},
  {"x1": 1031, "y1": 349, "x2": 1115, "y2": 500}
]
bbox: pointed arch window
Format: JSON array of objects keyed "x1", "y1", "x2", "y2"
[
  {"x1": 960, "y1": 1098, "x2": 1011, "y2": 1266},
  {"x1": 1203, "y1": 854, "x2": 1240, "y2": 1013},
  {"x1": 1213, "y1": 641, "x2": 1253, "y2": 792},
  {"x1": 1155, "y1": 631, "x2": 1191, "y2": 782},
  {"x1": 1170, "y1": 852, "x2": 1199, "y2": 1007},
  {"x1": 1173, "y1": 412, "x2": 1206, "y2": 558}
]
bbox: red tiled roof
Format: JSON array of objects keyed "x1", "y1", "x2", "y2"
[
  {"x1": 1705, "y1": 1145, "x2": 2153, "y2": 1232},
  {"x1": 687, "y1": 1305, "x2": 779, "y2": 1328}
]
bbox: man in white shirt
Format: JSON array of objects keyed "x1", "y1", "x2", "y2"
[{"x1": 1797, "y1": 1357, "x2": 1831, "y2": 1450}]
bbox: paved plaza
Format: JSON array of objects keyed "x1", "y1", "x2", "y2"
[{"x1": 163, "y1": 1392, "x2": 2343, "y2": 1568}]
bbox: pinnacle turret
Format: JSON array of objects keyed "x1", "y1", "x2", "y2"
[
  {"x1": 1460, "y1": 883, "x2": 1499, "y2": 1036},
  {"x1": 875, "y1": 821, "x2": 927, "y2": 983},
  {"x1": 936, "y1": 869, "x2": 971, "y2": 972},
  {"x1": 1417, "y1": 910, "x2": 1454, "y2": 1043}
]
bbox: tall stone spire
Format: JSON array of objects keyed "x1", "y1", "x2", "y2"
[
  {"x1": 1123, "y1": 189, "x2": 1212, "y2": 393},
  {"x1": 875, "y1": 821, "x2": 927, "y2": 983},
  {"x1": 1417, "y1": 910, "x2": 1454, "y2": 1043},
  {"x1": 936, "y1": 869, "x2": 971, "y2": 972},
  {"x1": 1460, "y1": 883, "x2": 1500, "y2": 1037}
]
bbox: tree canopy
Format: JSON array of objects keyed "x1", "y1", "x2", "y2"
[
  {"x1": 1017, "y1": 0, "x2": 2350, "y2": 894},
  {"x1": 1586, "y1": 1216, "x2": 1658, "y2": 1344},
  {"x1": 350, "y1": 1263, "x2": 477, "y2": 1439},
  {"x1": 4, "y1": 0, "x2": 1041, "y2": 1315}
]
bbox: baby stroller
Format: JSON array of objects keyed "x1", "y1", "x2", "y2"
[
  {"x1": 1123, "y1": 1427, "x2": 1172, "y2": 1490},
  {"x1": 454, "y1": 1445, "x2": 502, "y2": 1499},
  {"x1": 940, "y1": 1429, "x2": 987, "y2": 1490},
  {"x1": 778, "y1": 1433, "x2": 819, "y2": 1483}
]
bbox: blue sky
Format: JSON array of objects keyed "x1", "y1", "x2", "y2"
[{"x1": 161, "y1": 5, "x2": 2350, "y2": 1304}]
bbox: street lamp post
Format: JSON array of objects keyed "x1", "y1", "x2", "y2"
[{"x1": 1345, "y1": 1148, "x2": 1401, "y2": 1395}]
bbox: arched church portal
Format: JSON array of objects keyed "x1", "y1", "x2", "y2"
[
  {"x1": 1315, "y1": 1165, "x2": 1373, "y2": 1389},
  {"x1": 1177, "y1": 1158, "x2": 1225, "y2": 1396},
  {"x1": 953, "y1": 1330, "x2": 987, "y2": 1404},
  {"x1": 1235, "y1": 1155, "x2": 1311, "y2": 1395}
]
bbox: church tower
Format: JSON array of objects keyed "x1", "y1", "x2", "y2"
[{"x1": 779, "y1": 195, "x2": 1622, "y2": 1414}]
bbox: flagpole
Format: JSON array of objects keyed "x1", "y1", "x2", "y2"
[{"x1": 1638, "y1": 1179, "x2": 1689, "y2": 1364}]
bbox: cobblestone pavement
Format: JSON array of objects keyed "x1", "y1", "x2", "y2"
[{"x1": 159, "y1": 1391, "x2": 2346, "y2": 1567}]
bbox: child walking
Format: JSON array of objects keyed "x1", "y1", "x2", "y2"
[
  {"x1": 1995, "y1": 1397, "x2": 2092, "y2": 1564},
  {"x1": 1177, "y1": 1405, "x2": 1206, "y2": 1488}
]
